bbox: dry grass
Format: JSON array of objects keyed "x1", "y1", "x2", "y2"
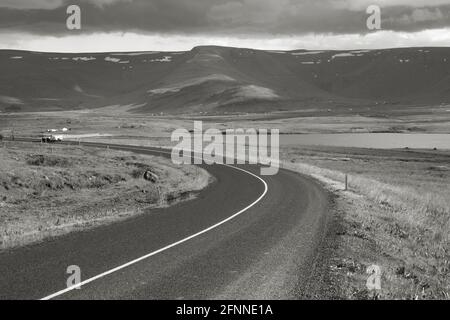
[
  {"x1": 0, "y1": 142, "x2": 211, "y2": 249},
  {"x1": 281, "y1": 146, "x2": 450, "y2": 299},
  {"x1": 2, "y1": 111, "x2": 449, "y2": 298}
]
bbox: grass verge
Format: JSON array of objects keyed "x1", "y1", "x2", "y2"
[
  {"x1": 0, "y1": 142, "x2": 212, "y2": 249},
  {"x1": 282, "y1": 146, "x2": 450, "y2": 300}
]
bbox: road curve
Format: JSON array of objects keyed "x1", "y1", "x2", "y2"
[{"x1": 0, "y1": 142, "x2": 330, "y2": 300}]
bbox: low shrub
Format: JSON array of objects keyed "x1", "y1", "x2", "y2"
[{"x1": 26, "y1": 155, "x2": 71, "y2": 167}]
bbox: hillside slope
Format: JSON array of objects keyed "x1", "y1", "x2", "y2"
[{"x1": 1, "y1": 46, "x2": 450, "y2": 114}]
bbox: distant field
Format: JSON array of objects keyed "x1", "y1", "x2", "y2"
[
  {"x1": 1, "y1": 108, "x2": 450, "y2": 144},
  {"x1": 0, "y1": 142, "x2": 211, "y2": 249},
  {"x1": 282, "y1": 146, "x2": 450, "y2": 299}
]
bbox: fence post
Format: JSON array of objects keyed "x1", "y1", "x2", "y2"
[{"x1": 344, "y1": 174, "x2": 348, "y2": 191}]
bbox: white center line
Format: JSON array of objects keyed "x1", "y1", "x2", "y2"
[{"x1": 41, "y1": 145, "x2": 268, "y2": 300}]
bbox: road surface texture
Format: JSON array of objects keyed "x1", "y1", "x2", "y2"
[{"x1": 0, "y1": 142, "x2": 331, "y2": 300}]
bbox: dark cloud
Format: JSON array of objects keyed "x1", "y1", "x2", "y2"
[{"x1": 1, "y1": 0, "x2": 450, "y2": 36}]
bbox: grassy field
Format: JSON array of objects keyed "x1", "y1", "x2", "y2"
[
  {"x1": 1, "y1": 110, "x2": 449, "y2": 299},
  {"x1": 0, "y1": 142, "x2": 211, "y2": 249},
  {"x1": 1, "y1": 108, "x2": 450, "y2": 142},
  {"x1": 281, "y1": 146, "x2": 450, "y2": 299}
]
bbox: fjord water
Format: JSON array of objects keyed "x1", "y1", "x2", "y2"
[{"x1": 280, "y1": 133, "x2": 450, "y2": 149}]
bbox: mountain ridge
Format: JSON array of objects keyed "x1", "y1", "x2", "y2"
[{"x1": 1, "y1": 46, "x2": 450, "y2": 114}]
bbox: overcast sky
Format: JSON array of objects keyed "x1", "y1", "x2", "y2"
[{"x1": 2, "y1": 0, "x2": 450, "y2": 52}]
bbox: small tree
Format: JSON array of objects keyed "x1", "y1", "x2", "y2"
[{"x1": 0, "y1": 134, "x2": 3, "y2": 142}]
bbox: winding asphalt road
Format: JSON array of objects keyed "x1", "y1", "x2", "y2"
[{"x1": 0, "y1": 142, "x2": 330, "y2": 300}]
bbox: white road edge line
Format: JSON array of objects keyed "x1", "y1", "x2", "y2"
[{"x1": 41, "y1": 145, "x2": 268, "y2": 300}]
